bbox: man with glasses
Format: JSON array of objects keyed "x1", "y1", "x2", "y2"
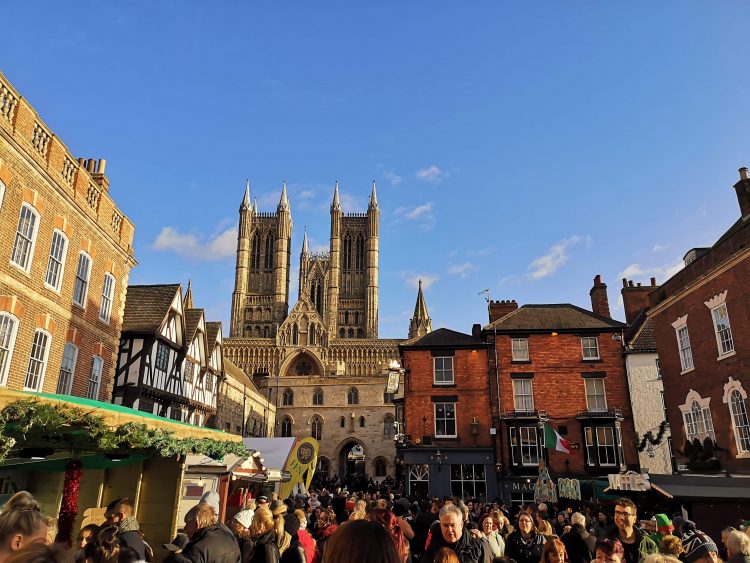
[{"x1": 608, "y1": 498, "x2": 657, "y2": 563}]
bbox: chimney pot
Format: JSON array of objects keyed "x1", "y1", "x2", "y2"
[
  {"x1": 628, "y1": 280, "x2": 634, "y2": 287},
  {"x1": 98, "y1": 159, "x2": 107, "y2": 175},
  {"x1": 86, "y1": 159, "x2": 95, "y2": 172},
  {"x1": 740, "y1": 167, "x2": 749, "y2": 181},
  {"x1": 637, "y1": 283, "x2": 641, "y2": 287},
  {"x1": 77, "y1": 158, "x2": 85, "y2": 166},
  {"x1": 734, "y1": 167, "x2": 750, "y2": 219},
  {"x1": 650, "y1": 277, "x2": 656, "y2": 286},
  {"x1": 622, "y1": 278, "x2": 628, "y2": 288}
]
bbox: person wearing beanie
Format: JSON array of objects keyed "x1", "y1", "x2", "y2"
[
  {"x1": 648, "y1": 515, "x2": 674, "y2": 545},
  {"x1": 682, "y1": 528, "x2": 719, "y2": 563},
  {"x1": 200, "y1": 491, "x2": 221, "y2": 516}
]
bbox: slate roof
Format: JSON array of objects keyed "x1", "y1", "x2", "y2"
[
  {"x1": 624, "y1": 312, "x2": 657, "y2": 352},
  {"x1": 484, "y1": 304, "x2": 626, "y2": 332},
  {"x1": 184, "y1": 309, "x2": 204, "y2": 342},
  {"x1": 122, "y1": 284, "x2": 180, "y2": 333},
  {"x1": 400, "y1": 328, "x2": 486, "y2": 349}
]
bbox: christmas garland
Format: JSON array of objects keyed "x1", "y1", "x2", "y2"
[
  {"x1": 634, "y1": 420, "x2": 669, "y2": 452},
  {"x1": 0, "y1": 399, "x2": 247, "y2": 462}
]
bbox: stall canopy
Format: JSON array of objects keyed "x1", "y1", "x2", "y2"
[
  {"x1": 243, "y1": 437, "x2": 296, "y2": 482},
  {"x1": 649, "y1": 474, "x2": 750, "y2": 500}
]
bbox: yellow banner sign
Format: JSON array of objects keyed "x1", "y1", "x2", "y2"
[{"x1": 279, "y1": 437, "x2": 318, "y2": 499}]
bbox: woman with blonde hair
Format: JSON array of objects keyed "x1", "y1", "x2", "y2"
[
  {"x1": 248, "y1": 506, "x2": 281, "y2": 563},
  {"x1": 0, "y1": 491, "x2": 48, "y2": 563},
  {"x1": 348, "y1": 500, "x2": 368, "y2": 521}
]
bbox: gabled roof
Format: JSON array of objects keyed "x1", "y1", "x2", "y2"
[
  {"x1": 400, "y1": 328, "x2": 485, "y2": 349},
  {"x1": 624, "y1": 312, "x2": 656, "y2": 353},
  {"x1": 122, "y1": 284, "x2": 181, "y2": 333},
  {"x1": 184, "y1": 309, "x2": 205, "y2": 344},
  {"x1": 206, "y1": 322, "x2": 222, "y2": 355},
  {"x1": 483, "y1": 304, "x2": 626, "y2": 332}
]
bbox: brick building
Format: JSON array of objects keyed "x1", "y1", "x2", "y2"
[
  {"x1": 398, "y1": 325, "x2": 494, "y2": 499},
  {"x1": 646, "y1": 168, "x2": 750, "y2": 523},
  {"x1": 482, "y1": 277, "x2": 637, "y2": 505},
  {"x1": 0, "y1": 72, "x2": 136, "y2": 400}
]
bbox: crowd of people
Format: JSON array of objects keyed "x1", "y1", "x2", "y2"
[{"x1": 1, "y1": 487, "x2": 749, "y2": 563}]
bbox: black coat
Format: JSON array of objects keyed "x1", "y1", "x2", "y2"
[
  {"x1": 504, "y1": 531, "x2": 545, "y2": 563},
  {"x1": 119, "y1": 530, "x2": 147, "y2": 561},
  {"x1": 249, "y1": 531, "x2": 280, "y2": 563},
  {"x1": 177, "y1": 524, "x2": 242, "y2": 563},
  {"x1": 424, "y1": 527, "x2": 483, "y2": 563},
  {"x1": 562, "y1": 524, "x2": 596, "y2": 563}
]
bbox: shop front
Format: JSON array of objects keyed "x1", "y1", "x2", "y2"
[{"x1": 403, "y1": 447, "x2": 498, "y2": 501}]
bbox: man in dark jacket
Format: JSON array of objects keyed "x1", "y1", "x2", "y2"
[
  {"x1": 114, "y1": 499, "x2": 148, "y2": 561},
  {"x1": 424, "y1": 504, "x2": 483, "y2": 563},
  {"x1": 608, "y1": 498, "x2": 658, "y2": 563},
  {"x1": 176, "y1": 504, "x2": 241, "y2": 563},
  {"x1": 562, "y1": 512, "x2": 596, "y2": 563}
]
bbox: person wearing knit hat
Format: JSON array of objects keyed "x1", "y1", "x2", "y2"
[
  {"x1": 270, "y1": 499, "x2": 288, "y2": 516},
  {"x1": 682, "y1": 528, "x2": 719, "y2": 563},
  {"x1": 649, "y1": 514, "x2": 674, "y2": 545},
  {"x1": 200, "y1": 491, "x2": 221, "y2": 516},
  {"x1": 234, "y1": 509, "x2": 255, "y2": 530}
]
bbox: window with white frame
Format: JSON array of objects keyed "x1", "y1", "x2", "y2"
[
  {"x1": 729, "y1": 390, "x2": 750, "y2": 454},
  {"x1": 11, "y1": 204, "x2": 40, "y2": 272},
  {"x1": 511, "y1": 338, "x2": 529, "y2": 361},
  {"x1": 433, "y1": 356, "x2": 454, "y2": 384},
  {"x1": 584, "y1": 426, "x2": 617, "y2": 467},
  {"x1": 99, "y1": 273, "x2": 115, "y2": 323},
  {"x1": 585, "y1": 378, "x2": 607, "y2": 411},
  {"x1": 680, "y1": 391, "x2": 715, "y2": 443},
  {"x1": 510, "y1": 425, "x2": 540, "y2": 466},
  {"x1": 0, "y1": 313, "x2": 19, "y2": 386},
  {"x1": 711, "y1": 304, "x2": 734, "y2": 356},
  {"x1": 581, "y1": 337, "x2": 600, "y2": 360},
  {"x1": 87, "y1": 356, "x2": 103, "y2": 400},
  {"x1": 450, "y1": 464, "x2": 486, "y2": 499},
  {"x1": 512, "y1": 379, "x2": 534, "y2": 412},
  {"x1": 672, "y1": 317, "x2": 694, "y2": 372},
  {"x1": 44, "y1": 230, "x2": 68, "y2": 291},
  {"x1": 73, "y1": 252, "x2": 92, "y2": 307},
  {"x1": 434, "y1": 402, "x2": 457, "y2": 437},
  {"x1": 25, "y1": 329, "x2": 51, "y2": 391},
  {"x1": 57, "y1": 342, "x2": 78, "y2": 395}
]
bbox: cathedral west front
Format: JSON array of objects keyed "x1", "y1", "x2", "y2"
[{"x1": 224, "y1": 180, "x2": 429, "y2": 481}]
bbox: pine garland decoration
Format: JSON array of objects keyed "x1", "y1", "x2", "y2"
[
  {"x1": 634, "y1": 420, "x2": 669, "y2": 452},
  {"x1": 0, "y1": 399, "x2": 246, "y2": 462}
]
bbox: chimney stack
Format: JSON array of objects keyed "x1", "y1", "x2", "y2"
[
  {"x1": 734, "y1": 167, "x2": 750, "y2": 220},
  {"x1": 80, "y1": 157, "x2": 110, "y2": 192},
  {"x1": 621, "y1": 277, "x2": 659, "y2": 324},
  {"x1": 489, "y1": 300, "x2": 518, "y2": 323},
  {"x1": 589, "y1": 275, "x2": 610, "y2": 318}
]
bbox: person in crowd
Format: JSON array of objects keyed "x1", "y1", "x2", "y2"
[
  {"x1": 491, "y1": 510, "x2": 512, "y2": 540},
  {"x1": 330, "y1": 491, "x2": 347, "y2": 525},
  {"x1": 370, "y1": 508, "x2": 409, "y2": 563},
  {"x1": 641, "y1": 555, "x2": 682, "y2": 563},
  {"x1": 434, "y1": 546, "x2": 461, "y2": 563},
  {"x1": 659, "y1": 535, "x2": 683, "y2": 558},
  {"x1": 322, "y1": 520, "x2": 400, "y2": 563},
  {"x1": 413, "y1": 500, "x2": 441, "y2": 562},
  {"x1": 270, "y1": 500, "x2": 291, "y2": 557},
  {"x1": 726, "y1": 530, "x2": 750, "y2": 563},
  {"x1": 681, "y1": 527, "x2": 720, "y2": 563},
  {"x1": 242, "y1": 506, "x2": 280, "y2": 563},
  {"x1": 5, "y1": 543, "x2": 71, "y2": 563},
  {"x1": 313, "y1": 508, "x2": 338, "y2": 562},
  {"x1": 593, "y1": 539, "x2": 625, "y2": 563},
  {"x1": 423, "y1": 504, "x2": 483, "y2": 563},
  {"x1": 87, "y1": 526, "x2": 123, "y2": 563},
  {"x1": 0, "y1": 491, "x2": 49, "y2": 563},
  {"x1": 505, "y1": 513, "x2": 545, "y2": 563},
  {"x1": 540, "y1": 538, "x2": 567, "y2": 563},
  {"x1": 112, "y1": 499, "x2": 147, "y2": 561},
  {"x1": 73, "y1": 524, "x2": 99, "y2": 563},
  {"x1": 231, "y1": 509, "x2": 257, "y2": 563},
  {"x1": 292, "y1": 510, "x2": 316, "y2": 563},
  {"x1": 163, "y1": 534, "x2": 190, "y2": 563},
  {"x1": 593, "y1": 512, "x2": 614, "y2": 541},
  {"x1": 348, "y1": 500, "x2": 367, "y2": 521},
  {"x1": 175, "y1": 503, "x2": 241, "y2": 563},
  {"x1": 607, "y1": 498, "x2": 657, "y2": 563},
  {"x1": 280, "y1": 513, "x2": 306, "y2": 563},
  {"x1": 561, "y1": 512, "x2": 595, "y2": 563},
  {"x1": 392, "y1": 503, "x2": 415, "y2": 544},
  {"x1": 649, "y1": 515, "x2": 674, "y2": 546},
  {"x1": 553, "y1": 514, "x2": 569, "y2": 538},
  {"x1": 536, "y1": 519, "x2": 553, "y2": 540},
  {"x1": 721, "y1": 528, "x2": 739, "y2": 561},
  {"x1": 477, "y1": 513, "x2": 504, "y2": 559}
]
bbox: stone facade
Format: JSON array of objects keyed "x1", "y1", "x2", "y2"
[
  {"x1": 0, "y1": 72, "x2": 136, "y2": 401},
  {"x1": 216, "y1": 358, "x2": 276, "y2": 437}
]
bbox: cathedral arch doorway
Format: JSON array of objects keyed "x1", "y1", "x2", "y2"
[{"x1": 337, "y1": 439, "x2": 366, "y2": 479}]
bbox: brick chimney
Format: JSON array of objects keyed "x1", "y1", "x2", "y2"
[
  {"x1": 621, "y1": 277, "x2": 658, "y2": 324},
  {"x1": 82, "y1": 158, "x2": 110, "y2": 192},
  {"x1": 734, "y1": 167, "x2": 750, "y2": 220},
  {"x1": 489, "y1": 300, "x2": 518, "y2": 323},
  {"x1": 589, "y1": 275, "x2": 610, "y2": 318}
]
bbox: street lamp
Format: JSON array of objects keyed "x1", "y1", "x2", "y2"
[{"x1": 430, "y1": 449, "x2": 446, "y2": 472}]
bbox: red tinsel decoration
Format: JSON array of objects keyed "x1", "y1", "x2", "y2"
[{"x1": 55, "y1": 459, "x2": 82, "y2": 545}]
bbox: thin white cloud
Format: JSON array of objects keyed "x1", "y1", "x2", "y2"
[
  {"x1": 468, "y1": 246, "x2": 497, "y2": 257},
  {"x1": 448, "y1": 262, "x2": 477, "y2": 279},
  {"x1": 152, "y1": 226, "x2": 237, "y2": 260},
  {"x1": 527, "y1": 235, "x2": 585, "y2": 280},
  {"x1": 415, "y1": 165, "x2": 447, "y2": 183},
  {"x1": 382, "y1": 170, "x2": 402, "y2": 186},
  {"x1": 652, "y1": 243, "x2": 668, "y2": 253},
  {"x1": 299, "y1": 190, "x2": 316, "y2": 199},
  {"x1": 399, "y1": 272, "x2": 439, "y2": 289},
  {"x1": 394, "y1": 202, "x2": 435, "y2": 231},
  {"x1": 618, "y1": 259, "x2": 684, "y2": 283}
]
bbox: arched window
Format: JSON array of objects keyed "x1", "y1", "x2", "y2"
[
  {"x1": 251, "y1": 232, "x2": 261, "y2": 272},
  {"x1": 348, "y1": 387, "x2": 359, "y2": 405},
  {"x1": 342, "y1": 233, "x2": 352, "y2": 271},
  {"x1": 282, "y1": 388, "x2": 294, "y2": 406},
  {"x1": 281, "y1": 416, "x2": 292, "y2": 437},
  {"x1": 730, "y1": 389, "x2": 750, "y2": 453},
  {"x1": 311, "y1": 416, "x2": 323, "y2": 441},
  {"x1": 44, "y1": 229, "x2": 69, "y2": 292},
  {"x1": 313, "y1": 388, "x2": 323, "y2": 405},
  {"x1": 99, "y1": 273, "x2": 116, "y2": 324},
  {"x1": 374, "y1": 458, "x2": 387, "y2": 477},
  {"x1": 339, "y1": 328, "x2": 345, "y2": 339},
  {"x1": 264, "y1": 232, "x2": 274, "y2": 271},
  {"x1": 355, "y1": 234, "x2": 365, "y2": 271},
  {"x1": 292, "y1": 324, "x2": 299, "y2": 345},
  {"x1": 383, "y1": 415, "x2": 395, "y2": 440},
  {"x1": 263, "y1": 326, "x2": 269, "y2": 338},
  {"x1": 73, "y1": 251, "x2": 92, "y2": 308},
  {"x1": 359, "y1": 416, "x2": 365, "y2": 428},
  {"x1": 354, "y1": 311, "x2": 359, "y2": 325},
  {"x1": 348, "y1": 328, "x2": 354, "y2": 339},
  {"x1": 309, "y1": 324, "x2": 317, "y2": 346},
  {"x1": 357, "y1": 328, "x2": 364, "y2": 338},
  {"x1": 340, "y1": 416, "x2": 345, "y2": 428},
  {"x1": 0, "y1": 313, "x2": 19, "y2": 387},
  {"x1": 25, "y1": 329, "x2": 51, "y2": 391}
]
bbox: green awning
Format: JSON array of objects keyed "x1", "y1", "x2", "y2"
[{"x1": 0, "y1": 452, "x2": 148, "y2": 472}]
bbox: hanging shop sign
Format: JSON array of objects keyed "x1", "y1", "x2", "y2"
[
  {"x1": 607, "y1": 471, "x2": 650, "y2": 492},
  {"x1": 534, "y1": 466, "x2": 557, "y2": 503},
  {"x1": 385, "y1": 369, "x2": 401, "y2": 393},
  {"x1": 557, "y1": 478, "x2": 581, "y2": 500}
]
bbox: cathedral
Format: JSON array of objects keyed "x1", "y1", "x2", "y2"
[{"x1": 224, "y1": 180, "x2": 432, "y2": 480}]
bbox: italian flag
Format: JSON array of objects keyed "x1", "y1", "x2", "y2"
[{"x1": 544, "y1": 423, "x2": 571, "y2": 454}]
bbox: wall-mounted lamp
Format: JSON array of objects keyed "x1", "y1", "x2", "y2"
[
  {"x1": 471, "y1": 417, "x2": 479, "y2": 435},
  {"x1": 430, "y1": 449, "x2": 446, "y2": 471}
]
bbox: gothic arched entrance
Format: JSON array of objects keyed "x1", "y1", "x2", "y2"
[{"x1": 338, "y1": 440, "x2": 366, "y2": 478}]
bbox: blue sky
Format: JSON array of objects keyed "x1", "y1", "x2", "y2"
[{"x1": 4, "y1": 2, "x2": 750, "y2": 337}]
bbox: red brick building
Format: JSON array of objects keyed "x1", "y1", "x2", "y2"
[
  {"x1": 482, "y1": 277, "x2": 637, "y2": 505},
  {"x1": 646, "y1": 168, "x2": 750, "y2": 521},
  {"x1": 398, "y1": 327, "x2": 495, "y2": 499},
  {"x1": 0, "y1": 72, "x2": 136, "y2": 401}
]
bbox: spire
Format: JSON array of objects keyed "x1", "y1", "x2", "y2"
[
  {"x1": 278, "y1": 180, "x2": 290, "y2": 210},
  {"x1": 369, "y1": 180, "x2": 379, "y2": 209},
  {"x1": 302, "y1": 226, "x2": 309, "y2": 254},
  {"x1": 409, "y1": 279, "x2": 432, "y2": 339},
  {"x1": 240, "y1": 179, "x2": 250, "y2": 210},
  {"x1": 184, "y1": 279, "x2": 194, "y2": 310},
  {"x1": 331, "y1": 180, "x2": 341, "y2": 211},
  {"x1": 253, "y1": 197, "x2": 258, "y2": 214}
]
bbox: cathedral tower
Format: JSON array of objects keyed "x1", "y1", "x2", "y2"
[{"x1": 229, "y1": 181, "x2": 292, "y2": 338}]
